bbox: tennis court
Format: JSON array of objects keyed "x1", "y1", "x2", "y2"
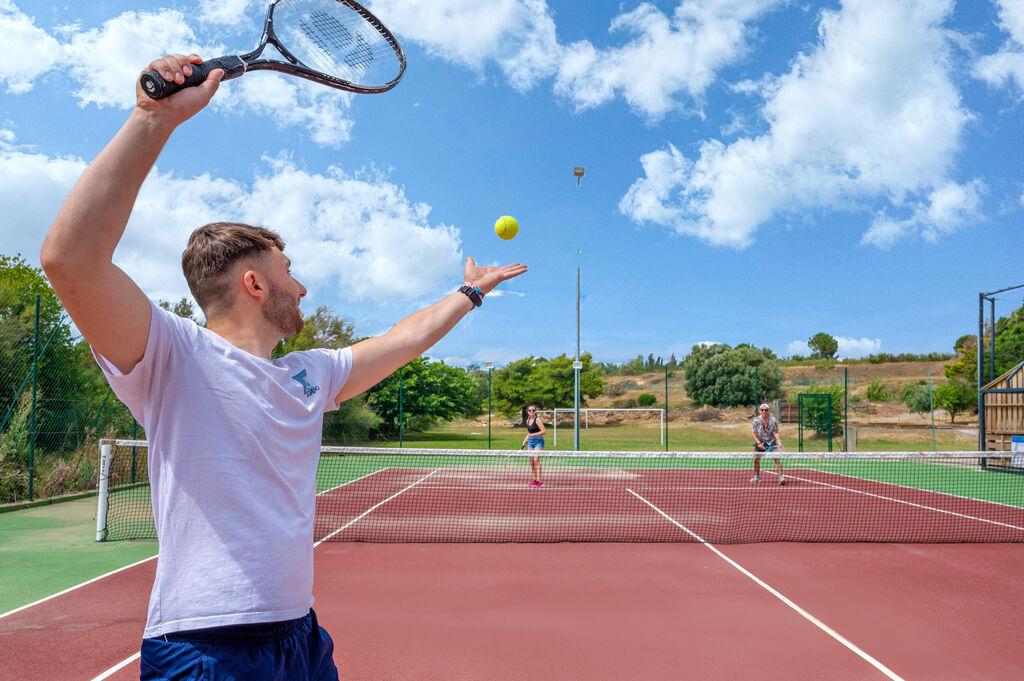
[{"x1": 2, "y1": 444, "x2": 1023, "y2": 680}]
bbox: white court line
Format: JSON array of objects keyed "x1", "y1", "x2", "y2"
[
  {"x1": 627, "y1": 488, "x2": 906, "y2": 681},
  {"x1": 38, "y1": 467, "x2": 403, "y2": 680},
  {"x1": 795, "y1": 466, "x2": 1024, "y2": 510},
  {"x1": 0, "y1": 554, "x2": 157, "y2": 621},
  {"x1": 89, "y1": 653, "x2": 139, "y2": 681},
  {"x1": 5, "y1": 467, "x2": 395, "y2": 624},
  {"x1": 783, "y1": 472, "x2": 1024, "y2": 534},
  {"x1": 315, "y1": 469, "x2": 440, "y2": 546}
]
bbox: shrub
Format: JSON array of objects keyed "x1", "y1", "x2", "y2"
[
  {"x1": 692, "y1": 406, "x2": 723, "y2": 422},
  {"x1": 0, "y1": 464, "x2": 28, "y2": 503},
  {"x1": 865, "y1": 380, "x2": 893, "y2": 402},
  {"x1": 898, "y1": 383, "x2": 932, "y2": 415},
  {"x1": 637, "y1": 393, "x2": 657, "y2": 407}
]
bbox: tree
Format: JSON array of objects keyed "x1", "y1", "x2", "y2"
[
  {"x1": 934, "y1": 380, "x2": 976, "y2": 423},
  {"x1": 270, "y1": 305, "x2": 380, "y2": 444},
  {"x1": 0, "y1": 255, "x2": 101, "y2": 451},
  {"x1": 273, "y1": 305, "x2": 357, "y2": 358},
  {"x1": 682, "y1": 344, "x2": 782, "y2": 408},
  {"x1": 366, "y1": 357, "x2": 480, "y2": 436},
  {"x1": 808, "y1": 332, "x2": 838, "y2": 359},
  {"x1": 946, "y1": 297, "x2": 1024, "y2": 384},
  {"x1": 792, "y1": 384, "x2": 845, "y2": 436},
  {"x1": 898, "y1": 382, "x2": 933, "y2": 415},
  {"x1": 490, "y1": 354, "x2": 604, "y2": 418},
  {"x1": 157, "y1": 296, "x2": 201, "y2": 323}
]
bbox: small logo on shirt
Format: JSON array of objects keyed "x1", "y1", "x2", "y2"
[{"x1": 291, "y1": 369, "x2": 320, "y2": 398}]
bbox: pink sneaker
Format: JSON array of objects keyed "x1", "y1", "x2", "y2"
[{"x1": 530, "y1": 480, "x2": 543, "y2": 487}]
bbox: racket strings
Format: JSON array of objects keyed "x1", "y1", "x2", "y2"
[{"x1": 275, "y1": 0, "x2": 401, "y2": 85}]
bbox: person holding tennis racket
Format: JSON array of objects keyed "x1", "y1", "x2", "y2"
[
  {"x1": 521, "y1": 404, "x2": 546, "y2": 487},
  {"x1": 751, "y1": 403, "x2": 786, "y2": 485},
  {"x1": 40, "y1": 51, "x2": 525, "y2": 681}
]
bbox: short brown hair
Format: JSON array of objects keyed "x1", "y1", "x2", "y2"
[{"x1": 182, "y1": 222, "x2": 285, "y2": 314}]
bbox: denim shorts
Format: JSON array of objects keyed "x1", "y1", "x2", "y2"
[
  {"x1": 140, "y1": 609, "x2": 338, "y2": 681},
  {"x1": 527, "y1": 436, "x2": 545, "y2": 450}
]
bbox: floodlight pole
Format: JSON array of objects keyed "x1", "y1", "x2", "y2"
[{"x1": 573, "y1": 166, "x2": 585, "y2": 451}]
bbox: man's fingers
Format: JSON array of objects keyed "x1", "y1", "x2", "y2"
[{"x1": 146, "y1": 54, "x2": 197, "y2": 84}]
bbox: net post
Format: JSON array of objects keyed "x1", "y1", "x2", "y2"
[
  {"x1": 660, "y1": 408, "x2": 664, "y2": 447},
  {"x1": 95, "y1": 441, "x2": 112, "y2": 542}
]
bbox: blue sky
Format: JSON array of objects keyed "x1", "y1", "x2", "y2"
[{"x1": 1, "y1": 0, "x2": 1021, "y2": 368}]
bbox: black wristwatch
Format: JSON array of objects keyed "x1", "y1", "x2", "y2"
[{"x1": 458, "y1": 284, "x2": 483, "y2": 308}]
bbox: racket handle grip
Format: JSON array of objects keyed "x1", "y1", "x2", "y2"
[{"x1": 140, "y1": 57, "x2": 245, "y2": 100}]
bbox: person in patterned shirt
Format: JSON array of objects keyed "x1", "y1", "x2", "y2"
[{"x1": 751, "y1": 403, "x2": 786, "y2": 485}]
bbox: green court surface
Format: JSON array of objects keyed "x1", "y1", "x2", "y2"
[{"x1": 0, "y1": 496, "x2": 157, "y2": 613}]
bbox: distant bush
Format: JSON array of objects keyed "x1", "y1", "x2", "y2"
[
  {"x1": 899, "y1": 383, "x2": 932, "y2": 414},
  {"x1": 637, "y1": 393, "x2": 657, "y2": 407},
  {"x1": 692, "y1": 406, "x2": 723, "y2": 422},
  {"x1": 856, "y1": 352, "x2": 954, "y2": 364},
  {"x1": 604, "y1": 382, "x2": 625, "y2": 397},
  {"x1": 865, "y1": 380, "x2": 894, "y2": 402}
]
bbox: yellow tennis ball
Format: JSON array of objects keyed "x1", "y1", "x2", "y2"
[{"x1": 495, "y1": 215, "x2": 519, "y2": 240}]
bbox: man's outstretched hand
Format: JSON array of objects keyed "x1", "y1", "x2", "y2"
[{"x1": 465, "y1": 257, "x2": 527, "y2": 295}]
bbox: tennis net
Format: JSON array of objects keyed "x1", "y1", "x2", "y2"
[{"x1": 95, "y1": 440, "x2": 1024, "y2": 543}]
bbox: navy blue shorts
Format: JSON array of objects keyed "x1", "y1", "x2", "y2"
[{"x1": 140, "y1": 609, "x2": 338, "y2": 681}]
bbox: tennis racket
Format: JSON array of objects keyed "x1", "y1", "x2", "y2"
[
  {"x1": 504, "y1": 445, "x2": 525, "y2": 471},
  {"x1": 140, "y1": 0, "x2": 406, "y2": 99},
  {"x1": 764, "y1": 443, "x2": 785, "y2": 454}
]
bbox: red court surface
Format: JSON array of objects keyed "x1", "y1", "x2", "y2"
[{"x1": 2, "y1": 541, "x2": 1023, "y2": 681}]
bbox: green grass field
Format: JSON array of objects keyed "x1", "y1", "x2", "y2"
[{"x1": 356, "y1": 418, "x2": 978, "y2": 453}]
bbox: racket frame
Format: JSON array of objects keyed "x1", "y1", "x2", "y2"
[{"x1": 140, "y1": 0, "x2": 406, "y2": 99}]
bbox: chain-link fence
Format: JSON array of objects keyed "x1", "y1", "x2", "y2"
[{"x1": 1, "y1": 291, "x2": 140, "y2": 504}]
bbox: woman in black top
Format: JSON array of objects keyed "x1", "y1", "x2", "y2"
[{"x1": 521, "y1": 404, "x2": 546, "y2": 487}]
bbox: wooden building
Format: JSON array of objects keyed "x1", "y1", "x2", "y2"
[{"x1": 982, "y1": 360, "x2": 1024, "y2": 451}]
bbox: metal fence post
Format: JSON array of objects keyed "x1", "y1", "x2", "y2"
[{"x1": 28, "y1": 295, "x2": 40, "y2": 500}]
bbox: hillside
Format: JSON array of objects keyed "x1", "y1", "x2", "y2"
[{"x1": 589, "y1": 360, "x2": 973, "y2": 429}]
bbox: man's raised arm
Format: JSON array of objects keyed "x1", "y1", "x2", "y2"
[
  {"x1": 40, "y1": 54, "x2": 223, "y2": 375},
  {"x1": 335, "y1": 257, "x2": 527, "y2": 403}
]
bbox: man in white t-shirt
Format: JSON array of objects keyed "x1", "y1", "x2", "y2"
[{"x1": 40, "y1": 54, "x2": 526, "y2": 681}]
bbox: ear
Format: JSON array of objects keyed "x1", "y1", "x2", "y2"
[{"x1": 241, "y1": 268, "x2": 267, "y2": 302}]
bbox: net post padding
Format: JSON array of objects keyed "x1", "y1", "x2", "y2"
[{"x1": 95, "y1": 441, "x2": 112, "y2": 541}]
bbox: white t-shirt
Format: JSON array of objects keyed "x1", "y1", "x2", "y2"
[{"x1": 94, "y1": 302, "x2": 352, "y2": 638}]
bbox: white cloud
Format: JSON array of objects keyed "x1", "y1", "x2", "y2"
[
  {"x1": 554, "y1": 0, "x2": 784, "y2": 120},
  {"x1": 785, "y1": 340, "x2": 810, "y2": 357},
  {"x1": 861, "y1": 179, "x2": 984, "y2": 248},
  {"x1": 0, "y1": 141, "x2": 463, "y2": 305},
  {"x1": 0, "y1": 1, "x2": 62, "y2": 93},
  {"x1": 61, "y1": 10, "x2": 211, "y2": 109},
  {"x1": 370, "y1": 0, "x2": 545, "y2": 71},
  {"x1": 620, "y1": 0, "x2": 975, "y2": 248},
  {"x1": 974, "y1": 0, "x2": 1024, "y2": 95},
  {"x1": 836, "y1": 336, "x2": 881, "y2": 358},
  {"x1": 198, "y1": 0, "x2": 260, "y2": 27},
  {"x1": 0, "y1": 5, "x2": 352, "y2": 146},
  {"x1": 225, "y1": 76, "x2": 355, "y2": 148},
  {"x1": 375, "y1": 0, "x2": 783, "y2": 119},
  {"x1": 0, "y1": 138, "x2": 87, "y2": 261}
]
